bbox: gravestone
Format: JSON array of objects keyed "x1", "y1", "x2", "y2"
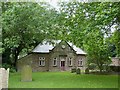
[
  {"x1": 71, "y1": 68, "x2": 76, "y2": 73},
  {"x1": 76, "y1": 68, "x2": 81, "y2": 74},
  {"x1": 85, "y1": 68, "x2": 89, "y2": 74},
  {"x1": 0, "y1": 68, "x2": 9, "y2": 89},
  {"x1": 21, "y1": 65, "x2": 32, "y2": 82}
]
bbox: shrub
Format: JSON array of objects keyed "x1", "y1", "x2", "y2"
[
  {"x1": 2, "y1": 63, "x2": 11, "y2": 69},
  {"x1": 76, "y1": 68, "x2": 81, "y2": 74},
  {"x1": 88, "y1": 63, "x2": 96, "y2": 70},
  {"x1": 110, "y1": 66, "x2": 120, "y2": 72},
  {"x1": 10, "y1": 67, "x2": 16, "y2": 73},
  {"x1": 85, "y1": 68, "x2": 89, "y2": 74},
  {"x1": 0, "y1": 64, "x2": 2, "y2": 68},
  {"x1": 103, "y1": 64, "x2": 112, "y2": 72},
  {"x1": 71, "y1": 68, "x2": 76, "y2": 73},
  {"x1": 2, "y1": 63, "x2": 16, "y2": 73}
]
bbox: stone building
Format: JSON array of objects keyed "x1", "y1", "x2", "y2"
[
  {"x1": 17, "y1": 40, "x2": 87, "y2": 72},
  {"x1": 110, "y1": 57, "x2": 120, "y2": 66}
]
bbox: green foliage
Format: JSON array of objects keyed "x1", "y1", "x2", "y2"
[
  {"x1": 85, "y1": 68, "x2": 89, "y2": 74},
  {"x1": 102, "y1": 64, "x2": 112, "y2": 72},
  {"x1": 2, "y1": 63, "x2": 11, "y2": 69},
  {"x1": 2, "y1": 2, "x2": 58, "y2": 68},
  {"x1": 112, "y1": 29, "x2": 120, "y2": 57},
  {"x1": 2, "y1": 63, "x2": 16, "y2": 73},
  {"x1": 59, "y1": 2, "x2": 120, "y2": 72},
  {"x1": 76, "y1": 68, "x2": 81, "y2": 74},
  {"x1": 2, "y1": 2, "x2": 120, "y2": 72},
  {"x1": 71, "y1": 68, "x2": 76, "y2": 73},
  {"x1": 0, "y1": 64, "x2": 2, "y2": 68},
  {"x1": 88, "y1": 63, "x2": 97, "y2": 70},
  {"x1": 110, "y1": 66, "x2": 120, "y2": 72},
  {"x1": 10, "y1": 68, "x2": 16, "y2": 73}
]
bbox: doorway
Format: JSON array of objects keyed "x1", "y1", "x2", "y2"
[
  {"x1": 59, "y1": 55, "x2": 67, "y2": 71},
  {"x1": 61, "y1": 61, "x2": 65, "y2": 71}
]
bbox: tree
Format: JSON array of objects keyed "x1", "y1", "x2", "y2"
[
  {"x1": 2, "y1": 2, "x2": 57, "y2": 70},
  {"x1": 112, "y1": 29, "x2": 120, "y2": 57},
  {"x1": 58, "y1": 2, "x2": 120, "y2": 72}
]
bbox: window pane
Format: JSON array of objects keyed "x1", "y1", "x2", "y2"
[
  {"x1": 78, "y1": 60, "x2": 82, "y2": 66},
  {"x1": 69, "y1": 60, "x2": 71, "y2": 65},
  {"x1": 42, "y1": 61, "x2": 45, "y2": 66},
  {"x1": 39, "y1": 61, "x2": 42, "y2": 65},
  {"x1": 53, "y1": 58, "x2": 57, "y2": 66}
]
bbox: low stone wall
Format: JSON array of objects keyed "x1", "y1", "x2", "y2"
[{"x1": 0, "y1": 68, "x2": 9, "y2": 89}]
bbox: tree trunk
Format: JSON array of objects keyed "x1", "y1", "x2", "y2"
[
  {"x1": 13, "y1": 50, "x2": 19, "y2": 71},
  {"x1": 96, "y1": 59, "x2": 103, "y2": 73},
  {"x1": 2, "y1": 48, "x2": 11, "y2": 64},
  {"x1": 98, "y1": 63, "x2": 103, "y2": 73},
  {"x1": 13, "y1": 45, "x2": 23, "y2": 71}
]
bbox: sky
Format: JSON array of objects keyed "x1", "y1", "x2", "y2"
[{"x1": 48, "y1": 0, "x2": 60, "y2": 10}]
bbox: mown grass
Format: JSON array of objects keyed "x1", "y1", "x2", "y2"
[{"x1": 9, "y1": 72, "x2": 119, "y2": 88}]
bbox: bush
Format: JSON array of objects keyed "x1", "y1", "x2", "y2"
[
  {"x1": 110, "y1": 66, "x2": 120, "y2": 72},
  {"x1": 0, "y1": 64, "x2": 2, "y2": 68},
  {"x1": 71, "y1": 68, "x2": 76, "y2": 73},
  {"x1": 76, "y1": 68, "x2": 81, "y2": 74},
  {"x1": 88, "y1": 63, "x2": 97, "y2": 70},
  {"x1": 103, "y1": 64, "x2": 112, "y2": 72},
  {"x1": 2, "y1": 63, "x2": 11, "y2": 69},
  {"x1": 85, "y1": 68, "x2": 89, "y2": 74},
  {"x1": 2, "y1": 63, "x2": 16, "y2": 73},
  {"x1": 10, "y1": 67, "x2": 16, "y2": 73}
]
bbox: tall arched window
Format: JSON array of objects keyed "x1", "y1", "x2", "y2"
[
  {"x1": 69, "y1": 58, "x2": 72, "y2": 66},
  {"x1": 78, "y1": 58, "x2": 83, "y2": 66},
  {"x1": 53, "y1": 58, "x2": 57, "y2": 66}
]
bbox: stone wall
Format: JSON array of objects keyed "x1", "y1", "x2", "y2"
[
  {"x1": 17, "y1": 53, "x2": 49, "y2": 72},
  {"x1": 76, "y1": 55, "x2": 87, "y2": 70},
  {"x1": 0, "y1": 68, "x2": 9, "y2": 89},
  {"x1": 111, "y1": 57, "x2": 120, "y2": 66},
  {"x1": 17, "y1": 41, "x2": 87, "y2": 72}
]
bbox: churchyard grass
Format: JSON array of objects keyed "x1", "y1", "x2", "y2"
[{"x1": 9, "y1": 72, "x2": 118, "y2": 88}]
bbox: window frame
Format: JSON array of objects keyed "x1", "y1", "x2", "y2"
[
  {"x1": 39, "y1": 57, "x2": 45, "y2": 66},
  {"x1": 68, "y1": 57, "x2": 72, "y2": 66},
  {"x1": 53, "y1": 58, "x2": 57, "y2": 66},
  {"x1": 78, "y1": 59, "x2": 83, "y2": 67}
]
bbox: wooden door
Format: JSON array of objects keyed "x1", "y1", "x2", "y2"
[{"x1": 61, "y1": 61, "x2": 65, "y2": 71}]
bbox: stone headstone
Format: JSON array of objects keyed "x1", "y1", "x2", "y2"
[
  {"x1": 85, "y1": 68, "x2": 89, "y2": 74},
  {"x1": 21, "y1": 65, "x2": 32, "y2": 82},
  {"x1": 0, "y1": 68, "x2": 9, "y2": 89},
  {"x1": 76, "y1": 68, "x2": 81, "y2": 74}
]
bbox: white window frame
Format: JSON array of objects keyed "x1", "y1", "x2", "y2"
[
  {"x1": 53, "y1": 58, "x2": 57, "y2": 66},
  {"x1": 39, "y1": 57, "x2": 45, "y2": 66},
  {"x1": 78, "y1": 60, "x2": 83, "y2": 66},
  {"x1": 39, "y1": 57, "x2": 45, "y2": 60},
  {"x1": 69, "y1": 58, "x2": 72, "y2": 66}
]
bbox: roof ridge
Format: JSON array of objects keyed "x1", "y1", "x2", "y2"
[{"x1": 32, "y1": 40, "x2": 86, "y2": 55}]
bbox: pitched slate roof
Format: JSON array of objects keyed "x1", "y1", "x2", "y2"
[{"x1": 32, "y1": 40, "x2": 86, "y2": 55}]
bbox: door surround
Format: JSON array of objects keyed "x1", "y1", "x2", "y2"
[{"x1": 59, "y1": 55, "x2": 67, "y2": 71}]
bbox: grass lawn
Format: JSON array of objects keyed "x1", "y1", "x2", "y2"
[{"x1": 9, "y1": 72, "x2": 119, "y2": 88}]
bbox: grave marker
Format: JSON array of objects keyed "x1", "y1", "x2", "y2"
[
  {"x1": 0, "y1": 68, "x2": 9, "y2": 89},
  {"x1": 21, "y1": 65, "x2": 32, "y2": 82}
]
